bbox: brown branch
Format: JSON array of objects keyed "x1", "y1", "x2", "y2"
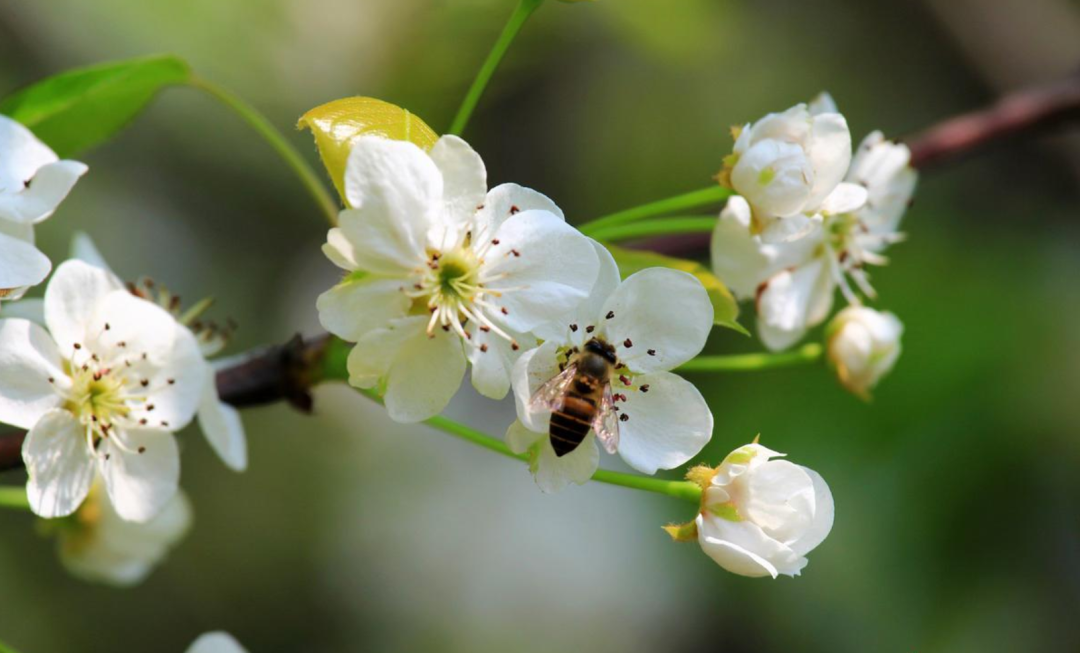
[{"x1": 2, "y1": 75, "x2": 1079, "y2": 475}]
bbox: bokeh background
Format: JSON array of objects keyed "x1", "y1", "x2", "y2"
[{"x1": 2, "y1": 0, "x2": 1080, "y2": 651}]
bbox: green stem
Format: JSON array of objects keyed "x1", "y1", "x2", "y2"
[
  {"x1": 324, "y1": 344, "x2": 699, "y2": 503},
  {"x1": 0, "y1": 486, "x2": 30, "y2": 512},
  {"x1": 588, "y1": 216, "x2": 717, "y2": 242},
  {"x1": 579, "y1": 185, "x2": 732, "y2": 236},
  {"x1": 190, "y1": 77, "x2": 339, "y2": 226},
  {"x1": 678, "y1": 343, "x2": 823, "y2": 373},
  {"x1": 448, "y1": 0, "x2": 546, "y2": 136}
]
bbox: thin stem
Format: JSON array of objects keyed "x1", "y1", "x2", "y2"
[
  {"x1": 678, "y1": 343, "x2": 823, "y2": 373},
  {"x1": 0, "y1": 486, "x2": 29, "y2": 512},
  {"x1": 579, "y1": 185, "x2": 732, "y2": 236},
  {"x1": 588, "y1": 216, "x2": 717, "y2": 242},
  {"x1": 448, "y1": 0, "x2": 546, "y2": 136},
  {"x1": 190, "y1": 77, "x2": 339, "y2": 226}
]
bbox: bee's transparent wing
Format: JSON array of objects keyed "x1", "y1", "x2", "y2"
[
  {"x1": 592, "y1": 384, "x2": 620, "y2": 454},
  {"x1": 529, "y1": 364, "x2": 578, "y2": 414}
]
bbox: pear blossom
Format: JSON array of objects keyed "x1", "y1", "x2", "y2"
[
  {"x1": 70, "y1": 233, "x2": 248, "y2": 471},
  {"x1": 56, "y1": 478, "x2": 191, "y2": 586},
  {"x1": 318, "y1": 135, "x2": 599, "y2": 422},
  {"x1": 692, "y1": 442, "x2": 833, "y2": 578},
  {"x1": 186, "y1": 632, "x2": 249, "y2": 653},
  {"x1": 847, "y1": 131, "x2": 918, "y2": 238},
  {"x1": 0, "y1": 260, "x2": 206, "y2": 521},
  {"x1": 0, "y1": 115, "x2": 87, "y2": 300},
  {"x1": 720, "y1": 93, "x2": 863, "y2": 243},
  {"x1": 508, "y1": 241, "x2": 714, "y2": 492},
  {"x1": 826, "y1": 306, "x2": 903, "y2": 399}
]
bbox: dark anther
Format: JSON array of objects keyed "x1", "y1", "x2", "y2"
[
  {"x1": 606, "y1": 311, "x2": 615, "y2": 319},
  {"x1": 640, "y1": 384, "x2": 650, "y2": 393},
  {"x1": 501, "y1": 307, "x2": 509, "y2": 315},
  {"x1": 570, "y1": 324, "x2": 578, "y2": 332},
  {"x1": 73, "y1": 343, "x2": 82, "y2": 350},
  {"x1": 480, "y1": 325, "x2": 491, "y2": 333},
  {"x1": 619, "y1": 374, "x2": 631, "y2": 386},
  {"x1": 510, "y1": 249, "x2": 521, "y2": 257},
  {"x1": 480, "y1": 344, "x2": 488, "y2": 353},
  {"x1": 585, "y1": 325, "x2": 595, "y2": 333},
  {"x1": 511, "y1": 342, "x2": 520, "y2": 351},
  {"x1": 647, "y1": 349, "x2": 656, "y2": 356},
  {"x1": 492, "y1": 239, "x2": 500, "y2": 245},
  {"x1": 140, "y1": 379, "x2": 149, "y2": 387},
  {"x1": 619, "y1": 413, "x2": 629, "y2": 422},
  {"x1": 510, "y1": 205, "x2": 520, "y2": 214},
  {"x1": 138, "y1": 446, "x2": 146, "y2": 454},
  {"x1": 104, "y1": 323, "x2": 111, "y2": 330},
  {"x1": 623, "y1": 338, "x2": 633, "y2": 348}
]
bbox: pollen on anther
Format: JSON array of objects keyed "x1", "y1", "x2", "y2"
[{"x1": 623, "y1": 338, "x2": 633, "y2": 348}]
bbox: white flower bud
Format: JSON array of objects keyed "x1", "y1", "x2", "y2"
[
  {"x1": 826, "y1": 305, "x2": 903, "y2": 399},
  {"x1": 725, "y1": 95, "x2": 852, "y2": 220},
  {"x1": 847, "y1": 131, "x2": 918, "y2": 236},
  {"x1": 694, "y1": 442, "x2": 833, "y2": 578}
]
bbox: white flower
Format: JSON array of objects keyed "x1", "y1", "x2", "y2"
[
  {"x1": 0, "y1": 115, "x2": 87, "y2": 300},
  {"x1": 70, "y1": 233, "x2": 248, "y2": 472},
  {"x1": 711, "y1": 166, "x2": 903, "y2": 351},
  {"x1": 508, "y1": 241, "x2": 714, "y2": 492},
  {"x1": 695, "y1": 442, "x2": 833, "y2": 578},
  {"x1": 0, "y1": 260, "x2": 206, "y2": 521},
  {"x1": 847, "y1": 131, "x2": 918, "y2": 238},
  {"x1": 186, "y1": 632, "x2": 249, "y2": 653},
  {"x1": 56, "y1": 478, "x2": 191, "y2": 586},
  {"x1": 722, "y1": 93, "x2": 860, "y2": 242},
  {"x1": 318, "y1": 135, "x2": 599, "y2": 422},
  {"x1": 826, "y1": 305, "x2": 902, "y2": 399}
]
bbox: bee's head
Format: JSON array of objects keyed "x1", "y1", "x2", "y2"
[{"x1": 584, "y1": 338, "x2": 618, "y2": 365}]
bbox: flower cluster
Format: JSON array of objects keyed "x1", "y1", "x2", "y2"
[{"x1": 712, "y1": 93, "x2": 909, "y2": 396}]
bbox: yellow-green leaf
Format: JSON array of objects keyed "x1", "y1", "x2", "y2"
[
  {"x1": 297, "y1": 97, "x2": 439, "y2": 204},
  {"x1": 606, "y1": 243, "x2": 747, "y2": 335},
  {"x1": 0, "y1": 55, "x2": 191, "y2": 158}
]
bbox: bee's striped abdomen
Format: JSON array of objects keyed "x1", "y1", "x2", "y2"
[{"x1": 549, "y1": 381, "x2": 598, "y2": 457}]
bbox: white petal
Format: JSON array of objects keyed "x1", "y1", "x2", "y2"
[
  {"x1": 531, "y1": 238, "x2": 619, "y2": 347},
  {"x1": 788, "y1": 466, "x2": 834, "y2": 557},
  {"x1": 100, "y1": 427, "x2": 180, "y2": 523},
  {"x1": 60, "y1": 484, "x2": 192, "y2": 586},
  {"x1": 505, "y1": 418, "x2": 544, "y2": 454},
  {"x1": 70, "y1": 231, "x2": 114, "y2": 271},
  {"x1": 748, "y1": 104, "x2": 811, "y2": 144},
  {"x1": 429, "y1": 135, "x2": 487, "y2": 222},
  {"x1": 322, "y1": 227, "x2": 360, "y2": 271},
  {"x1": 186, "y1": 632, "x2": 249, "y2": 653},
  {"x1": 475, "y1": 183, "x2": 565, "y2": 235},
  {"x1": 805, "y1": 112, "x2": 852, "y2": 210},
  {"x1": 0, "y1": 231, "x2": 50, "y2": 294},
  {"x1": 0, "y1": 114, "x2": 58, "y2": 190},
  {"x1": 1, "y1": 297, "x2": 44, "y2": 324},
  {"x1": 0, "y1": 160, "x2": 87, "y2": 224},
  {"x1": 710, "y1": 196, "x2": 773, "y2": 298},
  {"x1": 614, "y1": 371, "x2": 712, "y2": 474},
  {"x1": 742, "y1": 459, "x2": 816, "y2": 543},
  {"x1": 22, "y1": 409, "x2": 95, "y2": 518},
  {"x1": 43, "y1": 260, "x2": 124, "y2": 351},
  {"x1": 510, "y1": 340, "x2": 562, "y2": 432},
  {"x1": 352, "y1": 316, "x2": 467, "y2": 423},
  {"x1": 756, "y1": 212, "x2": 823, "y2": 245},
  {"x1": 757, "y1": 259, "x2": 833, "y2": 352},
  {"x1": 467, "y1": 328, "x2": 533, "y2": 400},
  {"x1": 602, "y1": 268, "x2": 713, "y2": 373},
  {"x1": 818, "y1": 182, "x2": 868, "y2": 215},
  {"x1": 696, "y1": 514, "x2": 806, "y2": 578},
  {"x1": 91, "y1": 291, "x2": 207, "y2": 430},
  {"x1": 808, "y1": 92, "x2": 837, "y2": 116},
  {"x1": 196, "y1": 367, "x2": 247, "y2": 472},
  {"x1": 482, "y1": 210, "x2": 599, "y2": 333},
  {"x1": 520, "y1": 420, "x2": 599, "y2": 494},
  {"x1": 0, "y1": 318, "x2": 65, "y2": 428},
  {"x1": 338, "y1": 136, "x2": 442, "y2": 274},
  {"x1": 316, "y1": 276, "x2": 410, "y2": 342},
  {"x1": 731, "y1": 139, "x2": 813, "y2": 218}
]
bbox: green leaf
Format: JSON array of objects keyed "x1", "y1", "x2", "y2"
[
  {"x1": 605, "y1": 243, "x2": 747, "y2": 335},
  {"x1": 0, "y1": 55, "x2": 191, "y2": 157},
  {"x1": 297, "y1": 97, "x2": 439, "y2": 205}
]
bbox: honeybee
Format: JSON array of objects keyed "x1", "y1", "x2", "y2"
[{"x1": 530, "y1": 337, "x2": 621, "y2": 457}]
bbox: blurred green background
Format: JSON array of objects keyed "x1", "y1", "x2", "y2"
[{"x1": 2, "y1": 0, "x2": 1079, "y2": 651}]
